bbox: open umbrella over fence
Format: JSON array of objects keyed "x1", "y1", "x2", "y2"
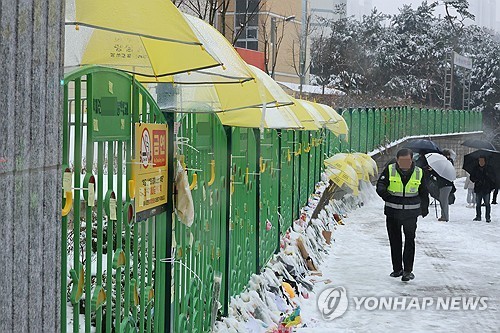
[
  {"x1": 462, "y1": 149, "x2": 500, "y2": 189},
  {"x1": 65, "y1": 0, "x2": 221, "y2": 78},
  {"x1": 425, "y1": 153, "x2": 456, "y2": 182},
  {"x1": 461, "y1": 139, "x2": 496, "y2": 151},
  {"x1": 404, "y1": 139, "x2": 441, "y2": 154}
]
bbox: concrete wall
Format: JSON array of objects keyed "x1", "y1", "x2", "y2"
[
  {"x1": 0, "y1": 1, "x2": 64, "y2": 331},
  {"x1": 371, "y1": 132, "x2": 485, "y2": 179}
]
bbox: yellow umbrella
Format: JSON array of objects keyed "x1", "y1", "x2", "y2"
[
  {"x1": 325, "y1": 154, "x2": 369, "y2": 183},
  {"x1": 139, "y1": 14, "x2": 255, "y2": 84},
  {"x1": 294, "y1": 99, "x2": 347, "y2": 136},
  {"x1": 314, "y1": 103, "x2": 349, "y2": 136},
  {"x1": 172, "y1": 64, "x2": 293, "y2": 113},
  {"x1": 324, "y1": 165, "x2": 359, "y2": 195},
  {"x1": 324, "y1": 154, "x2": 351, "y2": 171},
  {"x1": 288, "y1": 98, "x2": 321, "y2": 131},
  {"x1": 65, "y1": 0, "x2": 221, "y2": 77},
  {"x1": 216, "y1": 104, "x2": 303, "y2": 129},
  {"x1": 346, "y1": 154, "x2": 371, "y2": 182},
  {"x1": 288, "y1": 102, "x2": 321, "y2": 131},
  {"x1": 353, "y1": 153, "x2": 378, "y2": 176}
]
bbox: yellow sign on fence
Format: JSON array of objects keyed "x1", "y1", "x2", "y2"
[{"x1": 133, "y1": 123, "x2": 168, "y2": 221}]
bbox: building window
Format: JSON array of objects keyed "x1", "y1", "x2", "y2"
[{"x1": 235, "y1": 0, "x2": 260, "y2": 50}]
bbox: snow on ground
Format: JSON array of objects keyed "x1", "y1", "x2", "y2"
[{"x1": 298, "y1": 178, "x2": 500, "y2": 333}]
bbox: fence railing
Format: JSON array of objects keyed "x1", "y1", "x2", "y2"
[
  {"x1": 61, "y1": 67, "x2": 481, "y2": 332},
  {"x1": 327, "y1": 107, "x2": 482, "y2": 155}
]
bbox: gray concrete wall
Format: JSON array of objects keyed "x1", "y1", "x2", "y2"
[
  {"x1": 0, "y1": 0, "x2": 64, "y2": 332},
  {"x1": 371, "y1": 132, "x2": 485, "y2": 179}
]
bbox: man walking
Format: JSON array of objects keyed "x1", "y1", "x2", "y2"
[
  {"x1": 376, "y1": 148, "x2": 429, "y2": 282},
  {"x1": 470, "y1": 156, "x2": 496, "y2": 223}
]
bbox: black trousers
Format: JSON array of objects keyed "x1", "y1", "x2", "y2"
[{"x1": 386, "y1": 216, "x2": 417, "y2": 273}]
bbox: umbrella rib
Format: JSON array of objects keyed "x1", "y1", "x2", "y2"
[
  {"x1": 124, "y1": 63, "x2": 223, "y2": 78},
  {"x1": 66, "y1": 21, "x2": 203, "y2": 46},
  {"x1": 172, "y1": 77, "x2": 255, "y2": 85}
]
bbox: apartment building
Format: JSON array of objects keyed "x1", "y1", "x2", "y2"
[{"x1": 223, "y1": 0, "x2": 309, "y2": 85}]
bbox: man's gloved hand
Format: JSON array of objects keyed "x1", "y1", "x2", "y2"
[{"x1": 421, "y1": 208, "x2": 429, "y2": 218}]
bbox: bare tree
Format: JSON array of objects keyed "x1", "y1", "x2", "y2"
[
  {"x1": 218, "y1": 0, "x2": 231, "y2": 36},
  {"x1": 259, "y1": 13, "x2": 291, "y2": 77},
  {"x1": 172, "y1": 0, "x2": 265, "y2": 48},
  {"x1": 173, "y1": 0, "x2": 220, "y2": 26},
  {"x1": 228, "y1": 0, "x2": 266, "y2": 45},
  {"x1": 289, "y1": 12, "x2": 315, "y2": 95}
]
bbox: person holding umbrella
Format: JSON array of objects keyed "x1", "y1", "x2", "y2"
[
  {"x1": 376, "y1": 148, "x2": 429, "y2": 282},
  {"x1": 470, "y1": 156, "x2": 497, "y2": 222},
  {"x1": 426, "y1": 151, "x2": 456, "y2": 222}
]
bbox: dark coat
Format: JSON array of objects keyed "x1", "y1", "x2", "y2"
[
  {"x1": 376, "y1": 162, "x2": 430, "y2": 219},
  {"x1": 470, "y1": 164, "x2": 497, "y2": 193}
]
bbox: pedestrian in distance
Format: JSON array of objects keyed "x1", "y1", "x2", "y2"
[
  {"x1": 464, "y1": 172, "x2": 476, "y2": 208},
  {"x1": 429, "y1": 171, "x2": 454, "y2": 222},
  {"x1": 470, "y1": 156, "x2": 497, "y2": 223},
  {"x1": 376, "y1": 148, "x2": 430, "y2": 282},
  {"x1": 429, "y1": 149, "x2": 455, "y2": 222}
]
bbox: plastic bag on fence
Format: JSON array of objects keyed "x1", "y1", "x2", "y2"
[{"x1": 175, "y1": 160, "x2": 194, "y2": 227}]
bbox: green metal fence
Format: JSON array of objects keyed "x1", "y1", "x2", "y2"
[
  {"x1": 338, "y1": 106, "x2": 482, "y2": 153},
  {"x1": 228, "y1": 127, "x2": 257, "y2": 297},
  {"x1": 61, "y1": 67, "x2": 168, "y2": 333},
  {"x1": 175, "y1": 113, "x2": 228, "y2": 332},
  {"x1": 61, "y1": 67, "x2": 482, "y2": 333},
  {"x1": 279, "y1": 130, "x2": 296, "y2": 231}
]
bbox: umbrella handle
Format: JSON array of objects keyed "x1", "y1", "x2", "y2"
[
  {"x1": 62, "y1": 191, "x2": 73, "y2": 217},
  {"x1": 294, "y1": 143, "x2": 302, "y2": 156},
  {"x1": 207, "y1": 160, "x2": 215, "y2": 186},
  {"x1": 189, "y1": 173, "x2": 198, "y2": 191},
  {"x1": 260, "y1": 157, "x2": 266, "y2": 173}
]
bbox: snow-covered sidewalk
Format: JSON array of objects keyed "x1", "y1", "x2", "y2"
[{"x1": 298, "y1": 178, "x2": 500, "y2": 332}]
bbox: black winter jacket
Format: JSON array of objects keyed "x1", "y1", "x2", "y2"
[{"x1": 470, "y1": 164, "x2": 496, "y2": 193}]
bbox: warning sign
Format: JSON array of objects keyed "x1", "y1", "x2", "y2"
[{"x1": 133, "y1": 123, "x2": 168, "y2": 221}]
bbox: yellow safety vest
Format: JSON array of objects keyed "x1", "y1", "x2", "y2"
[{"x1": 386, "y1": 164, "x2": 422, "y2": 210}]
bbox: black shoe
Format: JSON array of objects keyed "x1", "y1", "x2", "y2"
[
  {"x1": 492, "y1": 201, "x2": 497, "y2": 205},
  {"x1": 473, "y1": 217, "x2": 481, "y2": 221},
  {"x1": 486, "y1": 219, "x2": 491, "y2": 223},
  {"x1": 401, "y1": 272, "x2": 415, "y2": 282},
  {"x1": 390, "y1": 269, "x2": 403, "y2": 277}
]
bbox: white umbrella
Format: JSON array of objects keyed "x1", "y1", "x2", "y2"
[{"x1": 425, "y1": 153, "x2": 456, "y2": 182}]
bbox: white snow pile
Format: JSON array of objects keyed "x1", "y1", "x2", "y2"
[{"x1": 215, "y1": 178, "x2": 375, "y2": 333}]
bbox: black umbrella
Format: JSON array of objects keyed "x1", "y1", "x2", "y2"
[
  {"x1": 462, "y1": 149, "x2": 500, "y2": 189},
  {"x1": 461, "y1": 139, "x2": 496, "y2": 150},
  {"x1": 404, "y1": 139, "x2": 441, "y2": 154}
]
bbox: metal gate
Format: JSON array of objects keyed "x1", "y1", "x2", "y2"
[{"x1": 61, "y1": 66, "x2": 169, "y2": 333}]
